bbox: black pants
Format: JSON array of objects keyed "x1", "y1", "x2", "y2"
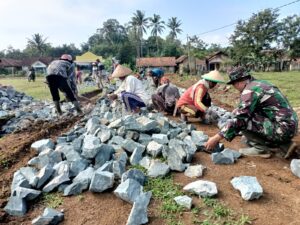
[{"x1": 46, "y1": 75, "x2": 76, "y2": 102}]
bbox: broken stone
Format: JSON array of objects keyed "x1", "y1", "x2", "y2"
[
  {"x1": 69, "y1": 158, "x2": 90, "y2": 177},
  {"x1": 12, "y1": 187, "x2": 41, "y2": 201},
  {"x1": 81, "y1": 135, "x2": 102, "y2": 159},
  {"x1": 89, "y1": 170, "x2": 114, "y2": 192},
  {"x1": 152, "y1": 134, "x2": 169, "y2": 145},
  {"x1": 96, "y1": 126, "x2": 112, "y2": 143},
  {"x1": 184, "y1": 165, "x2": 206, "y2": 178},
  {"x1": 85, "y1": 116, "x2": 100, "y2": 134},
  {"x1": 130, "y1": 147, "x2": 145, "y2": 166},
  {"x1": 167, "y1": 149, "x2": 186, "y2": 172},
  {"x1": 147, "y1": 160, "x2": 170, "y2": 178},
  {"x1": 125, "y1": 130, "x2": 140, "y2": 141},
  {"x1": 20, "y1": 167, "x2": 38, "y2": 187},
  {"x1": 36, "y1": 165, "x2": 54, "y2": 189},
  {"x1": 122, "y1": 139, "x2": 145, "y2": 153},
  {"x1": 138, "y1": 133, "x2": 152, "y2": 146},
  {"x1": 114, "y1": 178, "x2": 143, "y2": 204},
  {"x1": 11, "y1": 170, "x2": 31, "y2": 191},
  {"x1": 147, "y1": 141, "x2": 163, "y2": 157},
  {"x1": 4, "y1": 196, "x2": 27, "y2": 216},
  {"x1": 126, "y1": 191, "x2": 152, "y2": 225},
  {"x1": 94, "y1": 144, "x2": 115, "y2": 169},
  {"x1": 183, "y1": 180, "x2": 218, "y2": 197},
  {"x1": 121, "y1": 169, "x2": 147, "y2": 185},
  {"x1": 32, "y1": 207, "x2": 64, "y2": 225},
  {"x1": 191, "y1": 131, "x2": 208, "y2": 148},
  {"x1": 290, "y1": 159, "x2": 300, "y2": 178},
  {"x1": 43, "y1": 173, "x2": 70, "y2": 193},
  {"x1": 139, "y1": 156, "x2": 152, "y2": 169},
  {"x1": 174, "y1": 195, "x2": 192, "y2": 210},
  {"x1": 231, "y1": 176, "x2": 263, "y2": 200},
  {"x1": 31, "y1": 139, "x2": 55, "y2": 153}
]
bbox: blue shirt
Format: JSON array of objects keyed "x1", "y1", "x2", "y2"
[{"x1": 151, "y1": 68, "x2": 164, "y2": 78}]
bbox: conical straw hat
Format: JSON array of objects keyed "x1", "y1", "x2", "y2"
[
  {"x1": 202, "y1": 70, "x2": 225, "y2": 83},
  {"x1": 112, "y1": 65, "x2": 132, "y2": 78}
]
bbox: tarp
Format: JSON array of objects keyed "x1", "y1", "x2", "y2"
[{"x1": 75, "y1": 51, "x2": 103, "y2": 63}]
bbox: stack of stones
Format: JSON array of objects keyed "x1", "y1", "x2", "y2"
[
  {"x1": 0, "y1": 85, "x2": 81, "y2": 136},
  {"x1": 4, "y1": 97, "x2": 227, "y2": 224}
]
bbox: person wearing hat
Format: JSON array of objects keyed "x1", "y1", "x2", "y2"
[
  {"x1": 176, "y1": 70, "x2": 225, "y2": 122},
  {"x1": 151, "y1": 76, "x2": 180, "y2": 114},
  {"x1": 205, "y1": 66, "x2": 298, "y2": 158},
  {"x1": 147, "y1": 68, "x2": 165, "y2": 88},
  {"x1": 46, "y1": 54, "x2": 82, "y2": 115},
  {"x1": 108, "y1": 65, "x2": 150, "y2": 113}
]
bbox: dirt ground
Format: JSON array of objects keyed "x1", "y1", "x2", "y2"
[{"x1": 0, "y1": 80, "x2": 300, "y2": 225}]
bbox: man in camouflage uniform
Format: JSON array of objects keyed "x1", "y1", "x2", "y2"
[{"x1": 205, "y1": 66, "x2": 298, "y2": 157}]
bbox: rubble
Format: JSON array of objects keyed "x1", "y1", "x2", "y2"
[{"x1": 231, "y1": 176, "x2": 263, "y2": 200}]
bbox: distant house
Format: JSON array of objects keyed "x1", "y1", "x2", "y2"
[
  {"x1": 176, "y1": 55, "x2": 206, "y2": 75},
  {"x1": 206, "y1": 51, "x2": 229, "y2": 71},
  {"x1": 0, "y1": 58, "x2": 22, "y2": 74},
  {"x1": 75, "y1": 51, "x2": 103, "y2": 66},
  {"x1": 136, "y1": 57, "x2": 176, "y2": 73},
  {"x1": 21, "y1": 57, "x2": 53, "y2": 74}
]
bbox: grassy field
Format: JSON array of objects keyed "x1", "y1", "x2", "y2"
[
  {"x1": 0, "y1": 77, "x2": 98, "y2": 100},
  {"x1": 252, "y1": 71, "x2": 300, "y2": 107},
  {"x1": 174, "y1": 71, "x2": 300, "y2": 107}
]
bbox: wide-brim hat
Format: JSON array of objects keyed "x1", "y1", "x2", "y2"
[
  {"x1": 227, "y1": 66, "x2": 251, "y2": 84},
  {"x1": 111, "y1": 65, "x2": 132, "y2": 78},
  {"x1": 202, "y1": 70, "x2": 225, "y2": 83}
]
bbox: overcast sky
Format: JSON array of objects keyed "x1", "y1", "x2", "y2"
[{"x1": 0, "y1": 0, "x2": 299, "y2": 51}]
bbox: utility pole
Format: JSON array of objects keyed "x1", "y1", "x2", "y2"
[{"x1": 187, "y1": 35, "x2": 191, "y2": 75}]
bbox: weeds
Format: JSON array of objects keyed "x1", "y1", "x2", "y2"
[
  {"x1": 42, "y1": 193, "x2": 63, "y2": 208},
  {"x1": 144, "y1": 175, "x2": 185, "y2": 225}
]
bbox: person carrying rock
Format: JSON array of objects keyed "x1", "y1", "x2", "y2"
[
  {"x1": 151, "y1": 77, "x2": 180, "y2": 115},
  {"x1": 107, "y1": 65, "x2": 150, "y2": 113},
  {"x1": 205, "y1": 66, "x2": 298, "y2": 158},
  {"x1": 46, "y1": 54, "x2": 82, "y2": 115},
  {"x1": 176, "y1": 70, "x2": 225, "y2": 122},
  {"x1": 147, "y1": 68, "x2": 164, "y2": 88}
]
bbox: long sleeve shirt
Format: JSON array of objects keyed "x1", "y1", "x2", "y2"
[
  {"x1": 177, "y1": 79, "x2": 210, "y2": 112},
  {"x1": 114, "y1": 75, "x2": 150, "y2": 105},
  {"x1": 156, "y1": 83, "x2": 180, "y2": 107},
  {"x1": 46, "y1": 60, "x2": 72, "y2": 79},
  {"x1": 220, "y1": 79, "x2": 298, "y2": 141}
]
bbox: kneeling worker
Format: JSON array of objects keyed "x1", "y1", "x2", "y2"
[
  {"x1": 205, "y1": 66, "x2": 298, "y2": 158},
  {"x1": 151, "y1": 77, "x2": 180, "y2": 114},
  {"x1": 176, "y1": 70, "x2": 225, "y2": 122}
]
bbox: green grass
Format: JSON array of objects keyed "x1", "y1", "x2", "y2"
[
  {"x1": 251, "y1": 71, "x2": 300, "y2": 107},
  {"x1": 0, "y1": 77, "x2": 98, "y2": 100},
  {"x1": 144, "y1": 175, "x2": 185, "y2": 225},
  {"x1": 41, "y1": 193, "x2": 64, "y2": 208}
]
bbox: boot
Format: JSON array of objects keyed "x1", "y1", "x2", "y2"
[
  {"x1": 72, "y1": 101, "x2": 83, "y2": 114},
  {"x1": 239, "y1": 145, "x2": 272, "y2": 158},
  {"x1": 54, "y1": 101, "x2": 62, "y2": 115}
]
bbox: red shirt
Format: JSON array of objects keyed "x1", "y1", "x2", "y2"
[{"x1": 177, "y1": 82, "x2": 208, "y2": 112}]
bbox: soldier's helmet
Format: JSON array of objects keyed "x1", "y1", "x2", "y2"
[{"x1": 227, "y1": 66, "x2": 251, "y2": 84}]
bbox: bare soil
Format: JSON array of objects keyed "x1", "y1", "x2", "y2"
[{"x1": 1, "y1": 80, "x2": 300, "y2": 225}]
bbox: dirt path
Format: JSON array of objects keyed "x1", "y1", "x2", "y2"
[{"x1": 1, "y1": 83, "x2": 300, "y2": 225}]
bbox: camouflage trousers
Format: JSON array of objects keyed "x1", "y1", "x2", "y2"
[{"x1": 244, "y1": 114, "x2": 297, "y2": 145}]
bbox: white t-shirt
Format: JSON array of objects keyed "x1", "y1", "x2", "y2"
[{"x1": 114, "y1": 75, "x2": 150, "y2": 105}]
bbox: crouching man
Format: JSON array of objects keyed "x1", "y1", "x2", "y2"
[{"x1": 205, "y1": 67, "x2": 298, "y2": 158}]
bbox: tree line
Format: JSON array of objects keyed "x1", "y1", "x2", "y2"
[{"x1": 1, "y1": 9, "x2": 299, "y2": 71}]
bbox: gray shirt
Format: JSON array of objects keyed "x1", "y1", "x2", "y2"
[
  {"x1": 156, "y1": 83, "x2": 180, "y2": 107},
  {"x1": 46, "y1": 60, "x2": 72, "y2": 78}
]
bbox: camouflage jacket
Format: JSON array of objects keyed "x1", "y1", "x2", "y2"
[{"x1": 220, "y1": 79, "x2": 298, "y2": 142}]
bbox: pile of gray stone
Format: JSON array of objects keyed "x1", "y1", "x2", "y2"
[
  {"x1": 4, "y1": 96, "x2": 227, "y2": 224},
  {"x1": 0, "y1": 85, "x2": 85, "y2": 135}
]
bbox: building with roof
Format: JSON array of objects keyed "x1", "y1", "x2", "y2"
[
  {"x1": 206, "y1": 51, "x2": 229, "y2": 71},
  {"x1": 136, "y1": 57, "x2": 176, "y2": 73},
  {"x1": 176, "y1": 55, "x2": 206, "y2": 75},
  {"x1": 75, "y1": 51, "x2": 103, "y2": 66}
]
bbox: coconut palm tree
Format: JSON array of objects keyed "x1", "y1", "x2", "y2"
[
  {"x1": 149, "y1": 14, "x2": 165, "y2": 55},
  {"x1": 130, "y1": 10, "x2": 149, "y2": 57},
  {"x1": 167, "y1": 17, "x2": 182, "y2": 40},
  {"x1": 26, "y1": 33, "x2": 48, "y2": 56}
]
